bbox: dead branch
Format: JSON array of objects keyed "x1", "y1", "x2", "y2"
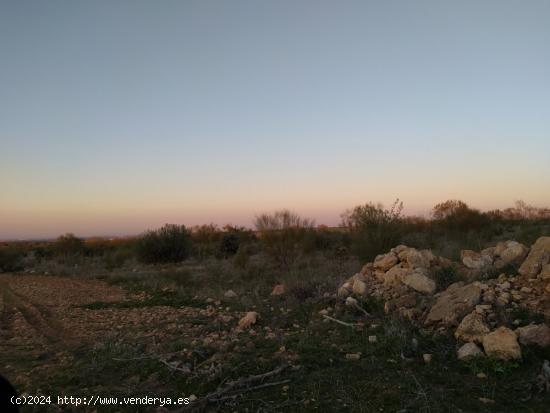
[
  {"x1": 322, "y1": 314, "x2": 356, "y2": 327},
  {"x1": 176, "y1": 364, "x2": 290, "y2": 411}
]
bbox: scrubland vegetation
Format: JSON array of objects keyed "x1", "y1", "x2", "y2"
[{"x1": 1, "y1": 199, "x2": 549, "y2": 412}]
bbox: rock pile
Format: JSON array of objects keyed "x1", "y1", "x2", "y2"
[{"x1": 337, "y1": 237, "x2": 550, "y2": 361}]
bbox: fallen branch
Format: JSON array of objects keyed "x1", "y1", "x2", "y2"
[
  {"x1": 210, "y1": 379, "x2": 291, "y2": 402},
  {"x1": 351, "y1": 302, "x2": 371, "y2": 317},
  {"x1": 322, "y1": 315, "x2": 357, "y2": 327},
  {"x1": 176, "y1": 364, "x2": 290, "y2": 411}
]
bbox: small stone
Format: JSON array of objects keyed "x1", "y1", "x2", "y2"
[
  {"x1": 352, "y1": 279, "x2": 367, "y2": 296},
  {"x1": 479, "y1": 397, "x2": 495, "y2": 404},
  {"x1": 520, "y1": 286, "x2": 532, "y2": 294},
  {"x1": 455, "y1": 312, "x2": 490, "y2": 343},
  {"x1": 345, "y1": 353, "x2": 361, "y2": 360},
  {"x1": 423, "y1": 353, "x2": 432, "y2": 364},
  {"x1": 188, "y1": 394, "x2": 198, "y2": 402},
  {"x1": 498, "y1": 281, "x2": 511, "y2": 290},
  {"x1": 238, "y1": 312, "x2": 259, "y2": 329},
  {"x1": 318, "y1": 309, "x2": 329, "y2": 316},
  {"x1": 368, "y1": 335, "x2": 378, "y2": 343},
  {"x1": 457, "y1": 342, "x2": 484, "y2": 361},
  {"x1": 223, "y1": 289, "x2": 238, "y2": 298},
  {"x1": 476, "y1": 372, "x2": 487, "y2": 379},
  {"x1": 271, "y1": 284, "x2": 285, "y2": 296},
  {"x1": 345, "y1": 296, "x2": 358, "y2": 307}
]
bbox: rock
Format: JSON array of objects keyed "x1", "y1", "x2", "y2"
[
  {"x1": 425, "y1": 283, "x2": 481, "y2": 326},
  {"x1": 373, "y1": 252, "x2": 399, "y2": 272},
  {"x1": 391, "y1": 245, "x2": 409, "y2": 255},
  {"x1": 482, "y1": 327, "x2": 522, "y2": 360},
  {"x1": 224, "y1": 289, "x2": 238, "y2": 298},
  {"x1": 457, "y1": 342, "x2": 484, "y2": 361},
  {"x1": 454, "y1": 312, "x2": 490, "y2": 343},
  {"x1": 498, "y1": 281, "x2": 511, "y2": 290},
  {"x1": 402, "y1": 268, "x2": 436, "y2": 294},
  {"x1": 360, "y1": 262, "x2": 374, "y2": 276},
  {"x1": 404, "y1": 248, "x2": 435, "y2": 269},
  {"x1": 519, "y1": 237, "x2": 550, "y2": 277},
  {"x1": 494, "y1": 241, "x2": 528, "y2": 268},
  {"x1": 540, "y1": 264, "x2": 550, "y2": 280},
  {"x1": 337, "y1": 283, "x2": 352, "y2": 298},
  {"x1": 352, "y1": 279, "x2": 367, "y2": 296},
  {"x1": 461, "y1": 250, "x2": 493, "y2": 270},
  {"x1": 516, "y1": 324, "x2": 550, "y2": 348},
  {"x1": 271, "y1": 284, "x2": 286, "y2": 296},
  {"x1": 383, "y1": 264, "x2": 409, "y2": 287},
  {"x1": 345, "y1": 296, "x2": 358, "y2": 307},
  {"x1": 423, "y1": 353, "x2": 432, "y2": 363},
  {"x1": 238, "y1": 312, "x2": 259, "y2": 329}
]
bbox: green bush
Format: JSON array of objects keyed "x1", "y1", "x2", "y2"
[
  {"x1": 191, "y1": 224, "x2": 221, "y2": 260},
  {"x1": 137, "y1": 224, "x2": 192, "y2": 264},
  {"x1": 342, "y1": 199, "x2": 405, "y2": 262},
  {"x1": 0, "y1": 246, "x2": 24, "y2": 272},
  {"x1": 432, "y1": 200, "x2": 490, "y2": 232},
  {"x1": 434, "y1": 266, "x2": 459, "y2": 290},
  {"x1": 53, "y1": 233, "x2": 85, "y2": 258}
]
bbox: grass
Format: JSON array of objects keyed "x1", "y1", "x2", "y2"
[{"x1": 4, "y1": 247, "x2": 550, "y2": 412}]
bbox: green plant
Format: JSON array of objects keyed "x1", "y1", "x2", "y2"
[
  {"x1": 341, "y1": 199, "x2": 404, "y2": 262},
  {"x1": 464, "y1": 356, "x2": 520, "y2": 375},
  {"x1": 53, "y1": 233, "x2": 85, "y2": 258},
  {"x1": 136, "y1": 224, "x2": 192, "y2": 264},
  {"x1": 0, "y1": 246, "x2": 24, "y2": 272},
  {"x1": 434, "y1": 266, "x2": 459, "y2": 290}
]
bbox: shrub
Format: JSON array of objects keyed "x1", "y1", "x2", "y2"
[
  {"x1": 137, "y1": 224, "x2": 192, "y2": 264},
  {"x1": 233, "y1": 245, "x2": 250, "y2": 269},
  {"x1": 254, "y1": 210, "x2": 315, "y2": 268},
  {"x1": 434, "y1": 266, "x2": 459, "y2": 290},
  {"x1": 0, "y1": 246, "x2": 24, "y2": 272},
  {"x1": 53, "y1": 233, "x2": 85, "y2": 258},
  {"x1": 431, "y1": 200, "x2": 489, "y2": 232},
  {"x1": 191, "y1": 224, "x2": 221, "y2": 260},
  {"x1": 342, "y1": 199, "x2": 405, "y2": 262}
]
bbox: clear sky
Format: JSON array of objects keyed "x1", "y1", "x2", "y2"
[{"x1": 1, "y1": 0, "x2": 549, "y2": 239}]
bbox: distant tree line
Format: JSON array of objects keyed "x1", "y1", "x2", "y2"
[{"x1": 1, "y1": 199, "x2": 549, "y2": 272}]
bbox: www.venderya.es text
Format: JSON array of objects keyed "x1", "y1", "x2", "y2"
[{"x1": 11, "y1": 395, "x2": 191, "y2": 407}]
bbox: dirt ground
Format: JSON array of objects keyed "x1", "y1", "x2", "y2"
[{"x1": 0, "y1": 274, "x2": 239, "y2": 397}]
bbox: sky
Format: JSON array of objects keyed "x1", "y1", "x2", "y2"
[{"x1": 1, "y1": 0, "x2": 549, "y2": 239}]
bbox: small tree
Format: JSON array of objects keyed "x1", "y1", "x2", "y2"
[
  {"x1": 254, "y1": 210, "x2": 315, "y2": 268},
  {"x1": 0, "y1": 246, "x2": 24, "y2": 272},
  {"x1": 53, "y1": 233, "x2": 85, "y2": 258},
  {"x1": 191, "y1": 224, "x2": 221, "y2": 260},
  {"x1": 219, "y1": 225, "x2": 256, "y2": 258},
  {"x1": 137, "y1": 224, "x2": 192, "y2": 264},
  {"x1": 341, "y1": 199, "x2": 404, "y2": 261},
  {"x1": 431, "y1": 200, "x2": 488, "y2": 232}
]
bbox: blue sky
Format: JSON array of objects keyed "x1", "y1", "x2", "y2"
[{"x1": 1, "y1": 0, "x2": 549, "y2": 238}]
